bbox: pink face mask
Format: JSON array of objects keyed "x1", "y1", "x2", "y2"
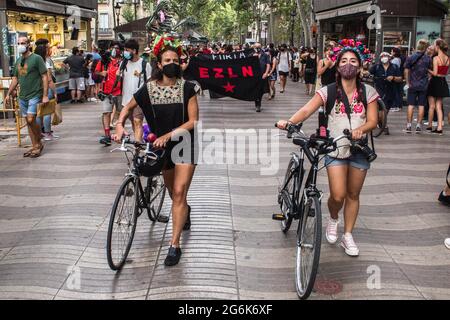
[{"x1": 338, "y1": 63, "x2": 359, "y2": 80}]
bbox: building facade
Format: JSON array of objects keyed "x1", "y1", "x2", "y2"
[
  {"x1": 314, "y1": 0, "x2": 448, "y2": 57},
  {"x1": 96, "y1": 0, "x2": 146, "y2": 42},
  {"x1": 0, "y1": 0, "x2": 97, "y2": 83}
]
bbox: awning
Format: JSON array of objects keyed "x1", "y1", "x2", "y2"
[
  {"x1": 316, "y1": 1, "x2": 372, "y2": 21},
  {"x1": 15, "y1": 0, "x2": 97, "y2": 19}
]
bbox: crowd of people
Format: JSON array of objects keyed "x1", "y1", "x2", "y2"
[{"x1": 4, "y1": 34, "x2": 450, "y2": 265}]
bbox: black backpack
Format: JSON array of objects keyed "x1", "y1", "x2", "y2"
[
  {"x1": 324, "y1": 82, "x2": 376, "y2": 153},
  {"x1": 114, "y1": 59, "x2": 148, "y2": 91}
]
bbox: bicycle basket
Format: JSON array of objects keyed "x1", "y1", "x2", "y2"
[{"x1": 137, "y1": 150, "x2": 166, "y2": 177}]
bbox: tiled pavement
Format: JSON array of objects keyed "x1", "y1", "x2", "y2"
[{"x1": 0, "y1": 82, "x2": 449, "y2": 300}]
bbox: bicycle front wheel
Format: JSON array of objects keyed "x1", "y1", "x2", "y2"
[
  {"x1": 146, "y1": 175, "x2": 167, "y2": 222},
  {"x1": 373, "y1": 99, "x2": 388, "y2": 138},
  {"x1": 106, "y1": 176, "x2": 139, "y2": 271},
  {"x1": 295, "y1": 195, "x2": 322, "y2": 300}
]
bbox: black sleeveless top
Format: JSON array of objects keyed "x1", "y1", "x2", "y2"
[{"x1": 321, "y1": 60, "x2": 336, "y2": 86}]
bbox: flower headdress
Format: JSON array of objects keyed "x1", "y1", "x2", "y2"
[
  {"x1": 330, "y1": 39, "x2": 372, "y2": 63},
  {"x1": 151, "y1": 35, "x2": 182, "y2": 58}
]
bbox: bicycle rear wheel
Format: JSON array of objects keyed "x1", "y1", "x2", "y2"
[
  {"x1": 295, "y1": 195, "x2": 322, "y2": 299},
  {"x1": 146, "y1": 175, "x2": 167, "y2": 222},
  {"x1": 373, "y1": 99, "x2": 388, "y2": 138},
  {"x1": 106, "y1": 176, "x2": 139, "y2": 271}
]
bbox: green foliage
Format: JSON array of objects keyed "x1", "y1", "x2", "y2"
[
  {"x1": 140, "y1": 0, "x2": 309, "y2": 44},
  {"x1": 121, "y1": 4, "x2": 135, "y2": 23}
]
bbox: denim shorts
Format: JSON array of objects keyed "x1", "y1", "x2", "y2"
[
  {"x1": 19, "y1": 96, "x2": 41, "y2": 117},
  {"x1": 324, "y1": 153, "x2": 370, "y2": 170}
]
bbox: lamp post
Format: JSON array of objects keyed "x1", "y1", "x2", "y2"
[
  {"x1": 132, "y1": 0, "x2": 139, "y2": 21},
  {"x1": 264, "y1": 22, "x2": 268, "y2": 46},
  {"x1": 290, "y1": 9, "x2": 297, "y2": 47},
  {"x1": 115, "y1": 1, "x2": 122, "y2": 28}
]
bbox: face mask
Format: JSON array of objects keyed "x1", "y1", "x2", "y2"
[
  {"x1": 18, "y1": 45, "x2": 28, "y2": 54},
  {"x1": 339, "y1": 63, "x2": 359, "y2": 80},
  {"x1": 381, "y1": 57, "x2": 389, "y2": 64},
  {"x1": 124, "y1": 51, "x2": 132, "y2": 60},
  {"x1": 111, "y1": 49, "x2": 120, "y2": 58},
  {"x1": 162, "y1": 63, "x2": 181, "y2": 78}
]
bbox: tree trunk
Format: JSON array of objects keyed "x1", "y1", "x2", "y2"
[{"x1": 296, "y1": 0, "x2": 310, "y2": 47}]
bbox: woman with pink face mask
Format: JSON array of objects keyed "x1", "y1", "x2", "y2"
[{"x1": 276, "y1": 47, "x2": 378, "y2": 257}]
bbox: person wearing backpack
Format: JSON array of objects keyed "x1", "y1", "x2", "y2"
[
  {"x1": 96, "y1": 41, "x2": 123, "y2": 146},
  {"x1": 117, "y1": 39, "x2": 152, "y2": 142},
  {"x1": 404, "y1": 39, "x2": 432, "y2": 134},
  {"x1": 276, "y1": 45, "x2": 378, "y2": 257},
  {"x1": 277, "y1": 44, "x2": 291, "y2": 93}
]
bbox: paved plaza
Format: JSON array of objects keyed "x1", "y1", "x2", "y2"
[{"x1": 0, "y1": 82, "x2": 449, "y2": 300}]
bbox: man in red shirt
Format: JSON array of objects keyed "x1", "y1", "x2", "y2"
[{"x1": 95, "y1": 42, "x2": 123, "y2": 145}]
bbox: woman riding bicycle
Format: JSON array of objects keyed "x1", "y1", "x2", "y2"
[
  {"x1": 276, "y1": 42, "x2": 378, "y2": 257},
  {"x1": 114, "y1": 37, "x2": 199, "y2": 267}
]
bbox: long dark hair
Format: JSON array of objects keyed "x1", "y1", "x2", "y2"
[
  {"x1": 34, "y1": 44, "x2": 47, "y2": 61},
  {"x1": 151, "y1": 46, "x2": 181, "y2": 81},
  {"x1": 335, "y1": 49, "x2": 364, "y2": 105}
]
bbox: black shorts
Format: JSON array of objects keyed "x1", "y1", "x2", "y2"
[
  {"x1": 407, "y1": 89, "x2": 427, "y2": 107},
  {"x1": 279, "y1": 71, "x2": 289, "y2": 77},
  {"x1": 162, "y1": 134, "x2": 198, "y2": 171}
]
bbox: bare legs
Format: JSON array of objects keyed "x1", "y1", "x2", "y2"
[
  {"x1": 327, "y1": 165, "x2": 367, "y2": 233},
  {"x1": 428, "y1": 96, "x2": 444, "y2": 131},
  {"x1": 162, "y1": 164, "x2": 196, "y2": 248}
]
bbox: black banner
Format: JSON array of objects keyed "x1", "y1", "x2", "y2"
[{"x1": 185, "y1": 50, "x2": 264, "y2": 102}]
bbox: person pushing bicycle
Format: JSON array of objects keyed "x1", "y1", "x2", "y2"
[{"x1": 276, "y1": 40, "x2": 378, "y2": 257}]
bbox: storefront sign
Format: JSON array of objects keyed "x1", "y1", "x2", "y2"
[
  {"x1": 1, "y1": 26, "x2": 8, "y2": 56},
  {"x1": 316, "y1": 1, "x2": 371, "y2": 21}
]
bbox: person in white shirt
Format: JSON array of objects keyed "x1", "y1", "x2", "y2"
[
  {"x1": 277, "y1": 44, "x2": 291, "y2": 93},
  {"x1": 119, "y1": 39, "x2": 152, "y2": 142}
]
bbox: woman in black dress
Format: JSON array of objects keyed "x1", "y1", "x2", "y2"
[
  {"x1": 427, "y1": 39, "x2": 449, "y2": 135},
  {"x1": 303, "y1": 48, "x2": 317, "y2": 95},
  {"x1": 114, "y1": 44, "x2": 199, "y2": 266},
  {"x1": 318, "y1": 44, "x2": 337, "y2": 87}
]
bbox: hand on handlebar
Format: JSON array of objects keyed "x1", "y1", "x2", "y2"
[
  {"x1": 275, "y1": 120, "x2": 289, "y2": 130},
  {"x1": 112, "y1": 123, "x2": 125, "y2": 143},
  {"x1": 343, "y1": 129, "x2": 364, "y2": 141}
]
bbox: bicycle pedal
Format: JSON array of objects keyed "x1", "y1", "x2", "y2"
[
  {"x1": 272, "y1": 213, "x2": 286, "y2": 221},
  {"x1": 157, "y1": 215, "x2": 170, "y2": 223}
]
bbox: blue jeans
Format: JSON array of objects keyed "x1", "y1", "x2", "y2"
[{"x1": 36, "y1": 92, "x2": 54, "y2": 133}]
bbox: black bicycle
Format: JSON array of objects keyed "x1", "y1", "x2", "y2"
[
  {"x1": 273, "y1": 123, "x2": 351, "y2": 299},
  {"x1": 106, "y1": 137, "x2": 167, "y2": 271}
]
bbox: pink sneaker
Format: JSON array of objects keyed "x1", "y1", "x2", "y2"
[
  {"x1": 326, "y1": 218, "x2": 339, "y2": 244},
  {"x1": 43, "y1": 133, "x2": 53, "y2": 141},
  {"x1": 340, "y1": 233, "x2": 359, "y2": 257}
]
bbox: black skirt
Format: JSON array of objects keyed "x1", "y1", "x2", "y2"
[
  {"x1": 427, "y1": 76, "x2": 449, "y2": 98},
  {"x1": 304, "y1": 71, "x2": 316, "y2": 85}
]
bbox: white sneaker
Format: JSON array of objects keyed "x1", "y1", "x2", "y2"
[
  {"x1": 340, "y1": 233, "x2": 359, "y2": 257},
  {"x1": 326, "y1": 218, "x2": 339, "y2": 244},
  {"x1": 445, "y1": 238, "x2": 450, "y2": 250}
]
